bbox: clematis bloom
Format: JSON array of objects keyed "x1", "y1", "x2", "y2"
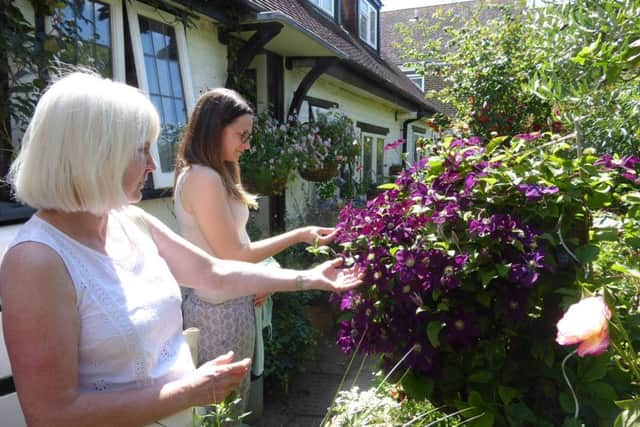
[{"x1": 556, "y1": 296, "x2": 611, "y2": 357}]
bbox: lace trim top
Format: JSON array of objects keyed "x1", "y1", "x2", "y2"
[{"x1": 7, "y1": 208, "x2": 195, "y2": 393}]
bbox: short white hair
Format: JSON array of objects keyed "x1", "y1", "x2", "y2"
[{"x1": 9, "y1": 72, "x2": 160, "y2": 214}]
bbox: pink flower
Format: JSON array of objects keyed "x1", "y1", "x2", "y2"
[
  {"x1": 556, "y1": 296, "x2": 611, "y2": 357},
  {"x1": 384, "y1": 138, "x2": 405, "y2": 151}
]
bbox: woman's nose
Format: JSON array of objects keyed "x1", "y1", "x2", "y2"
[{"x1": 146, "y1": 152, "x2": 157, "y2": 171}]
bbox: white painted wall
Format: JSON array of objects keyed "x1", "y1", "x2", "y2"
[{"x1": 283, "y1": 69, "x2": 407, "y2": 227}]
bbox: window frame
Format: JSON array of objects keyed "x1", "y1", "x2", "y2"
[
  {"x1": 308, "y1": 0, "x2": 335, "y2": 18},
  {"x1": 406, "y1": 72, "x2": 425, "y2": 92},
  {"x1": 357, "y1": 0, "x2": 378, "y2": 49},
  {"x1": 126, "y1": 0, "x2": 195, "y2": 189},
  {"x1": 45, "y1": 0, "x2": 126, "y2": 82},
  {"x1": 360, "y1": 132, "x2": 386, "y2": 184}
]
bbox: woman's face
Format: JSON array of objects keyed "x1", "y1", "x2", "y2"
[
  {"x1": 220, "y1": 114, "x2": 253, "y2": 162},
  {"x1": 122, "y1": 141, "x2": 157, "y2": 203}
]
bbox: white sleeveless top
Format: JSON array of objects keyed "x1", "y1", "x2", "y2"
[
  {"x1": 7, "y1": 209, "x2": 195, "y2": 393},
  {"x1": 174, "y1": 165, "x2": 251, "y2": 304}
]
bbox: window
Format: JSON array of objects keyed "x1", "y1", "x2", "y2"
[
  {"x1": 409, "y1": 124, "x2": 435, "y2": 164},
  {"x1": 49, "y1": 0, "x2": 125, "y2": 80},
  {"x1": 407, "y1": 73, "x2": 424, "y2": 91},
  {"x1": 309, "y1": 0, "x2": 335, "y2": 17},
  {"x1": 358, "y1": 0, "x2": 378, "y2": 49},
  {"x1": 361, "y1": 133, "x2": 385, "y2": 185},
  {"x1": 127, "y1": 1, "x2": 194, "y2": 189}
]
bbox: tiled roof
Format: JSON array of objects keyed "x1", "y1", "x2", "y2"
[{"x1": 239, "y1": 0, "x2": 443, "y2": 113}]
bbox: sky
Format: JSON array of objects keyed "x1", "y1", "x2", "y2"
[{"x1": 381, "y1": 0, "x2": 468, "y2": 11}]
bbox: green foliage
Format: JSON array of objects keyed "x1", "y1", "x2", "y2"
[
  {"x1": 296, "y1": 111, "x2": 359, "y2": 172},
  {"x1": 334, "y1": 132, "x2": 640, "y2": 425},
  {"x1": 239, "y1": 112, "x2": 300, "y2": 195},
  {"x1": 396, "y1": 0, "x2": 639, "y2": 154},
  {"x1": 395, "y1": 2, "x2": 553, "y2": 139},
  {"x1": 263, "y1": 291, "x2": 318, "y2": 393},
  {"x1": 528, "y1": 0, "x2": 640, "y2": 155},
  {"x1": 324, "y1": 382, "x2": 461, "y2": 427}
]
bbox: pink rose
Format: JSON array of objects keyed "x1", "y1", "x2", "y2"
[{"x1": 556, "y1": 296, "x2": 611, "y2": 357}]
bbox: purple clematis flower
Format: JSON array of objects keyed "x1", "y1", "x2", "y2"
[{"x1": 516, "y1": 184, "x2": 559, "y2": 202}]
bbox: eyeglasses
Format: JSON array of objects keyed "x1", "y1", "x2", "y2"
[{"x1": 238, "y1": 130, "x2": 252, "y2": 144}]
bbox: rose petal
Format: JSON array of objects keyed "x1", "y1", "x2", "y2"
[
  {"x1": 556, "y1": 296, "x2": 611, "y2": 346},
  {"x1": 577, "y1": 329, "x2": 610, "y2": 357}
]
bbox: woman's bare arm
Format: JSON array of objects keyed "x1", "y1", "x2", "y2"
[
  {"x1": 141, "y1": 207, "x2": 363, "y2": 298},
  {"x1": 0, "y1": 242, "x2": 249, "y2": 427},
  {"x1": 181, "y1": 167, "x2": 335, "y2": 263}
]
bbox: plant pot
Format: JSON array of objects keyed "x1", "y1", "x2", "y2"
[
  {"x1": 299, "y1": 163, "x2": 339, "y2": 182},
  {"x1": 243, "y1": 172, "x2": 287, "y2": 196},
  {"x1": 389, "y1": 164, "x2": 403, "y2": 176}
]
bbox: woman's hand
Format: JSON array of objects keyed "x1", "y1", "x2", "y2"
[
  {"x1": 186, "y1": 351, "x2": 251, "y2": 406},
  {"x1": 306, "y1": 258, "x2": 364, "y2": 292},
  {"x1": 298, "y1": 226, "x2": 337, "y2": 246},
  {"x1": 254, "y1": 292, "x2": 271, "y2": 307}
]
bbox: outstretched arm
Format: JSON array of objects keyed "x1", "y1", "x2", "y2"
[
  {"x1": 142, "y1": 207, "x2": 363, "y2": 297},
  {"x1": 180, "y1": 167, "x2": 336, "y2": 263},
  {"x1": 0, "y1": 242, "x2": 250, "y2": 427}
]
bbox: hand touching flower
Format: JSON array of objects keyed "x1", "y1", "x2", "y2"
[{"x1": 556, "y1": 296, "x2": 612, "y2": 357}]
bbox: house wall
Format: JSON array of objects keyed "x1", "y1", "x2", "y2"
[{"x1": 283, "y1": 68, "x2": 405, "y2": 228}]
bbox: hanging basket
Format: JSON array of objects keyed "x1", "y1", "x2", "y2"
[{"x1": 298, "y1": 163, "x2": 339, "y2": 182}]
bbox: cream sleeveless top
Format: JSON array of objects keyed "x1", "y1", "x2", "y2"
[
  {"x1": 7, "y1": 209, "x2": 195, "y2": 394},
  {"x1": 174, "y1": 165, "x2": 251, "y2": 304}
]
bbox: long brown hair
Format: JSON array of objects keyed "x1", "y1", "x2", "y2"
[{"x1": 175, "y1": 88, "x2": 257, "y2": 208}]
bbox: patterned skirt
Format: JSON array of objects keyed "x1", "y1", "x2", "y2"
[{"x1": 182, "y1": 291, "x2": 256, "y2": 422}]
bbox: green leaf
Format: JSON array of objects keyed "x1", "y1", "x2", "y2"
[
  {"x1": 496, "y1": 263, "x2": 510, "y2": 277},
  {"x1": 479, "y1": 268, "x2": 497, "y2": 286},
  {"x1": 427, "y1": 321, "x2": 444, "y2": 348},
  {"x1": 615, "y1": 398, "x2": 640, "y2": 411},
  {"x1": 577, "y1": 355, "x2": 609, "y2": 382},
  {"x1": 574, "y1": 244, "x2": 600, "y2": 263},
  {"x1": 559, "y1": 392, "x2": 576, "y2": 414},
  {"x1": 614, "y1": 408, "x2": 640, "y2": 427},
  {"x1": 498, "y1": 386, "x2": 520, "y2": 406},
  {"x1": 469, "y1": 371, "x2": 493, "y2": 384},
  {"x1": 401, "y1": 371, "x2": 433, "y2": 400},
  {"x1": 377, "y1": 183, "x2": 399, "y2": 190}
]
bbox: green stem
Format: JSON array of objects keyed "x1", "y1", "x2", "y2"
[{"x1": 561, "y1": 349, "x2": 580, "y2": 419}]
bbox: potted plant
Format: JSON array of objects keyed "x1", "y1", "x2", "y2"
[
  {"x1": 295, "y1": 111, "x2": 359, "y2": 182},
  {"x1": 240, "y1": 112, "x2": 300, "y2": 195}
]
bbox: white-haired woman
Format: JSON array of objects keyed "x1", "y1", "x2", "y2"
[{"x1": 0, "y1": 72, "x2": 362, "y2": 427}]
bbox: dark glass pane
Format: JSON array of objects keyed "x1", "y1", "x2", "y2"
[
  {"x1": 77, "y1": 43, "x2": 96, "y2": 68},
  {"x1": 376, "y1": 137, "x2": 384, "y2": 180},
  {"x1": 156, "y1": 59, "x2": 171, "y2": 95},
  {"x1": 78, "y1": 0, "x2": 94, "y2": 41},
  {"x1": 60, "y1": 45, "x2": 76, "y2": 64},
  {"x1": 152, "y1": 30, "x2": 167, "y2": 57},
  {"x1": 370, "y1": 13, "x2": 375, "y2": 43},
  {"x1": 162, "y1": 96, "x2": 177, "y2": 125},
  {"x1": 169, "y1": 61, "x2": 183, "y2": 98},
  {"x1": 94, "y1": 1, "x2": 110, "y2": 45},
  {"x1": 150, "y1": 95, "x2": 164, "y2": 121},
  {"x1": 359, "y1": 13, "x2": 367, "y2": 40},
  {"x1": 175, "y1": 99, "x2": 187, "y2": 125},
  {"x1": 145, "y1": 56, "x2": 160, "y2": 94},
  {"x1": 94, "y1": 45, "x2": 112, "y2": 77},
  {"x1": 362, "y1": 136, "x2": 372, "y2": 183},
  {"x1": 139, "y1": 18, "x2": 153, "y2": 54}
]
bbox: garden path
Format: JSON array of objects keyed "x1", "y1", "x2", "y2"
[{"x1": 254, "y1": 301, "x2": 377, "y2": 427}]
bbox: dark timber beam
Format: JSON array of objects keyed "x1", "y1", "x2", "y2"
[
  {"x1": 224, "y1": 22, "x2": 283, "y2": 88},
  {"x1": 287, "y1": 57, "x2": 338, "y2": 119}
]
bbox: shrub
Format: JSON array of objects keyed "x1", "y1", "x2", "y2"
[{"x1": 333, "y1": 133, "x2": 640, "y2": 425}]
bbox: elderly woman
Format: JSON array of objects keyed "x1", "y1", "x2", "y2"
[{"x1": 0, "y1": 72, "x2": 362, "y2": 427}]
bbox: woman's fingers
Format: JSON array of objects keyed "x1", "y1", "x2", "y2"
[
  {"x1": 210, "y1": 351, "x2": 234, "y2": 365},
  {"x1": 317, "y1": 228, "x2": 338, "y2": 245}
]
